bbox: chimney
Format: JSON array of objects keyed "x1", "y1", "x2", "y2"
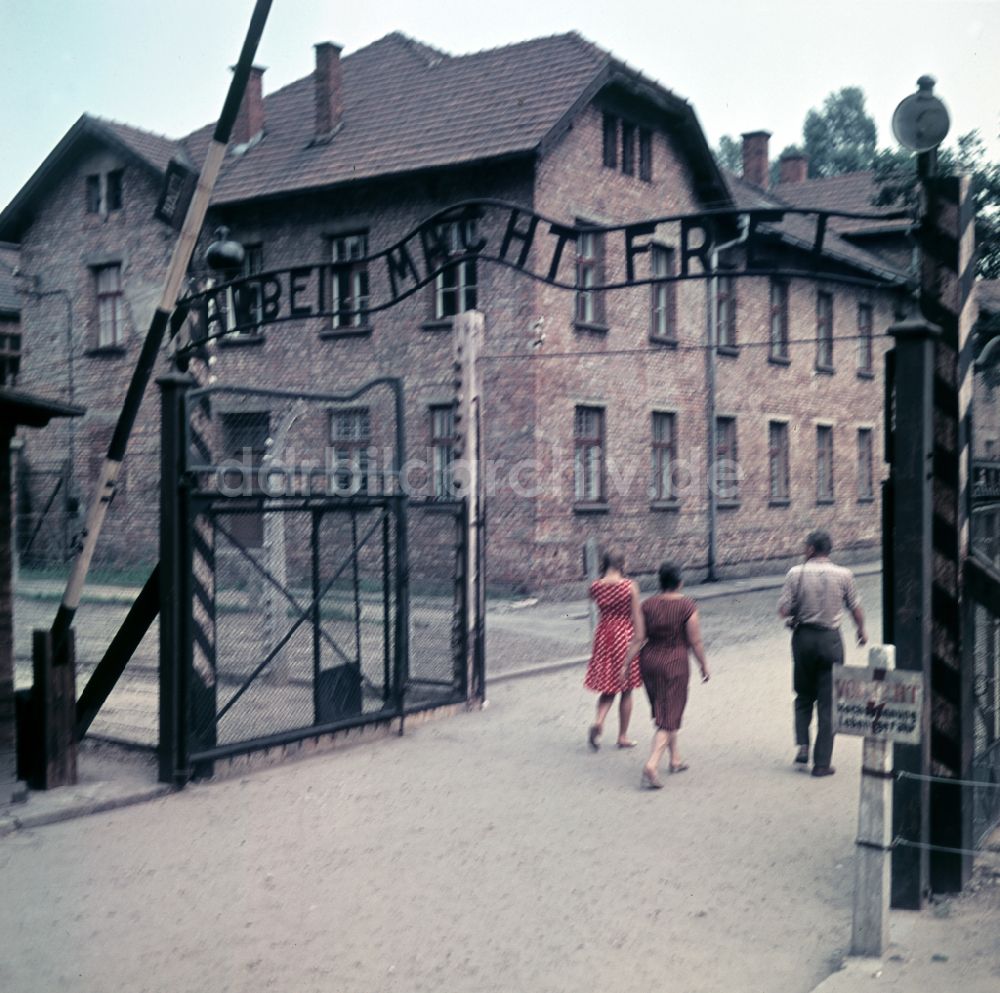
[
  {"x1": 314, "y1": 42, "x2": 344, "y2": 138},
  {"x1": 778, "y1": 152, "x2": 809, "y2": 184},
  {"x1": 741, "y1": 130, "x2": 771, "y2": 188},
  {"x1": 231, "y1": 65, "x2": 266, "y2": 146}
]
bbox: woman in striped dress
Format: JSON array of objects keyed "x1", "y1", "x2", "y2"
[
  {"x1": 584, "y1": 550, "x2": 643, "y2": 750},
  {"x1": 629, "y1": 561, "x2": 710, "y2": 788}
]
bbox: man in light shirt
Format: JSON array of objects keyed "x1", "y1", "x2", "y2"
[{"x1": 777, "y1": 530, "x2": 867, "y2": 777}]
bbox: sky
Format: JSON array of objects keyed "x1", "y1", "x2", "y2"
[{"x1": 1, "y1": 0, "x2": 998, "y2": 214}]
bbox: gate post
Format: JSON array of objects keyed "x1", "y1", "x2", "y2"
[
  {"x1": 158, "y1": 372, "x2": 193, "y2": 785},
  {"x1": 452, "y1": 311, "x2": 484, "y2": 703},
  {"x1": 919, "y1": 174, "x2": 976, "y2": 892},
  {"x1": 887, "y1": 318, "x2": 937, "y2": 909}
]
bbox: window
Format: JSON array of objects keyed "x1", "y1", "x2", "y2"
[
  {"x1": 651, "y1": 412, "x2": 677, "y2": 502},
  {"x1": 857, "y1": 303, "x2": 873, "y2": 375},
  {"x1": 85, "y1": 170, "x2": 124, "y2": 214},
  {"x1": 221, "y1": 412, "x2": 269, "y2": 548},
  {"x1": 650, "y1": 245, "x2": 676, "y2": 341},
  {"x1": 715, "y1": 416, "x2": 739, "y2": 502},
  {"x1": 106, "y1": 170, "x2": 123, "y2": 211},
  {"x1": 816, "y1": 291, "x2": 834, "y2": 369},
  {"x1": 433, "y1": 221, "x2": 477, "y2": 319},
  {"x1": 602, "y1": 113, "x2": 618, "y2": 168},
  {"x1": 639, "y1": 128, "x2": 652, "y2": 181},
  {"x1": 95, "y1": 264, "x2": 124, "y2": 347},
  {"x1": 768, "y1": 421, "x2": 790, "y2": 501},
  {"x1": 224, "y1": 243, "x2": 264, "y2": 334},
  {"x1": 816, "y1": 425, "x2": 835, "y2": 502},
  {"x1": 430, "y1": 405, "x2": 456, "y2": 498},
  {"x1": 85, "y1": 175, "x2": 101, "y2": 214},
  {"x1": 575, "y1": 227, "x2": 605, "y2": 327},
  {"x1": 331, "y1": 232, "x2": 370, "y2": 328},
  {"x1": 857, "y1": 428, "x2": 874, "y2": 500},
  {"x1": 331, "y1": 408, "x2": 371, "y2": 493},
  {"x1": 770, "y1": 279, "x2": 789, "y2": 360},
  {"x1": 716, "y1": 274, "x2": 736, "y2": 348},
  {"x1": 574, "y1": 406, "x2": 605, "y2": 503},
  {"x1": 621, "y1": 122, "x2": 636, "y2": 176}
]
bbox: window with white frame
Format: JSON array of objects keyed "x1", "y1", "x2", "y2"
[
  {"x1": 768, "y1": 420, "x2": 790, "y2": 501},
  {"x1": 574, "y1": 406, "x2": 605, "y2": 503},
  {"x1": 430, "y1": 404, "x2": 456, "y2": 497},
  {"x1": 95, "y1": 264, "x2": 124, "y2": 347},
  {"x1": 575, "y1": 227, "x2": 605, "y2": 326},
  {"x1": 817, "y1": 424, "x2": 835, "y2": 501},
  {"x1": 651, "y1": 411, "x2": 677, "y2": 501},
  {"x1": 857, "y1": 428, "x2": 874, "y2": 499},
  {"x1": 331, "y1": 407, "x2": 372, "y2": 492},
  {"x1": 433, "y1": 221, "x2": 478, "y2": 319},
  {"x1": 331, "y1": 232, "x2": 370, "y2": 328},
  {"x1": 650, "y1": 245, "x2": 676, "y2": 341}
]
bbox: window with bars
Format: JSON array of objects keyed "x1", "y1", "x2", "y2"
[
  {"x1": 430, "y1": 404, "x2": 457, "y2": 498},
  {"x1": 817, "y1": 425, "x2": 835, "y2": 502},
  {"x1": 768, "y1": 420, "x2": 790, "y2": 501},
  {"x1": 770, "y1": 279, "x2": 789, "y2": 360},
  {"x1": 331, "y1": 232, "x2": 370, "y2": 329},
  {"x1": 716, "y1": 274, "x2": 737, "y2": 348},
  {"x1": 639, "y1": 128, "x2": 652, "y2": 181},
  {"x1": 857, "y1": 428, "x2": 874, "y2": 500},
  {"x1": 94, "y1": 264, "x2": 124, "y2": 347},
  {"x1": 715, "y1": 416, "x2": 739, "y2": 502},
  {"x1": 575, "y1": 227, "x2": 605, "y2": 327},
  {"x1": 816, "y1": 291, "x2": 834, "y2": 370},
  {"x1": 331, "y1": 407, "x2": 372, "y2": 493},
  {"x1": 857, "y1": 303, "x2": 874, "y2": 375},
  {"x1": 651, "y1": 411, "x2": 677, "y2": 502},
  {"x1": 650, "y1": 245, "x2": 676, "y2": 341},
  {"x1": 574, "y1": 406, "x2": 605, "y2": 503},
  {"x1": 602, "y1": 113, "x2": 618, "y2": 168},
  {"x1": 433, "y1": 221, "x2": 478, "y2": 319}
]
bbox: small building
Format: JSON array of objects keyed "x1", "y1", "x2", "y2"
[{"x1": 0, "y1": 32, "x2": 916, "y2": 591}]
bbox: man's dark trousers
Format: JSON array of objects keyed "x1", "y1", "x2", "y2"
[{"x1": 791, "y1": 623, "x2": 844, "y2": 767}]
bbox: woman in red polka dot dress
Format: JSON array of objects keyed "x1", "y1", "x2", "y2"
[{"x1": 584, "y1": 550, "x2": 643, "y2": 750}]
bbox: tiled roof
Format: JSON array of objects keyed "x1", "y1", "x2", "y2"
[
  {"x1": 0, "y1": 243, "x2": 19, "y2": 314},
  {"x1": 725, "y1": 170, "x2": 911, "y2": 284},
  {"x1": 97, "y1": 118, "x2": 190, "y2": 173},
  {"x1": 772, "y1": 171, "x2": 911, "y2": 235},
  {"x1": 181, "y1": 32, "x2": 687, "y2": 205}
]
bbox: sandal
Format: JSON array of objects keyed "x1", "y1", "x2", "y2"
[
  {"x1": 641, "y1": 767, "x2": 664, "y2": 789},
  {"x1": 616, "y1": 739, "x2": 638, "y2": 749},
  {"x1": 669, "y1": 762, "x2": 689, "y2": 774}
]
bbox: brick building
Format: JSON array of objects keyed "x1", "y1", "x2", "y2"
[{"x1": 0, "y1": 32, "x2": 916, "y2": 591}]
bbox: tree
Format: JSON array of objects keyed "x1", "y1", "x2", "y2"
[
  {"x1": 715, "y1": 134, "x2": 742, "y2": 173},
  {"x1": 874, "y1": 129, "x2": 1000, "y2": 278},
  {"x1": 803, "y1": 87, "x2": 878, "y2": 178}
]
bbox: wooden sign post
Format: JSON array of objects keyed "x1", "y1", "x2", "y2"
[{"x1": 833, "y1": 645, "x2": 924, "y2": 957}]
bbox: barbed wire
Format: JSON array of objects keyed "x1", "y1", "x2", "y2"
[
  {"x1": 897, "y1": 770, "x2": 1000, "y2": 791},
  {"x1": 893, "y1": 836, "x2": 1000, "y2": 860}
]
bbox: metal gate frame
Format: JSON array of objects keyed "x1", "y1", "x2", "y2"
[{"x1": 156, "y1": 375, "x2": 478, "y2": 784}]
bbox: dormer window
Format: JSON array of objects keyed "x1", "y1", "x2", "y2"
[
  {"x1": 85, "y1": 170, "x2": 125, "y2": 215},
  {"x1": 600, "y1": 114, "x2": 652, "y2": 181}
]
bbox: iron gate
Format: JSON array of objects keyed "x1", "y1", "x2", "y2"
[{"x1": 159, "y1": 378, "x2": 478, "y2": 782}]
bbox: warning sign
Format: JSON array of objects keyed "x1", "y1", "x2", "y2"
[{"x1": 833, "y1": 664, "x2": 923, "y2": 744}]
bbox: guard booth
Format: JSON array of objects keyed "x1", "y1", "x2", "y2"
[{"x1": 0, "y1": 387, "x2": 83, "y2": 803}]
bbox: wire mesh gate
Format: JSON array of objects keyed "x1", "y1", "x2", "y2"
[{"x1": 158, "y1": 378, "x2": 476, "y2": 782}]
